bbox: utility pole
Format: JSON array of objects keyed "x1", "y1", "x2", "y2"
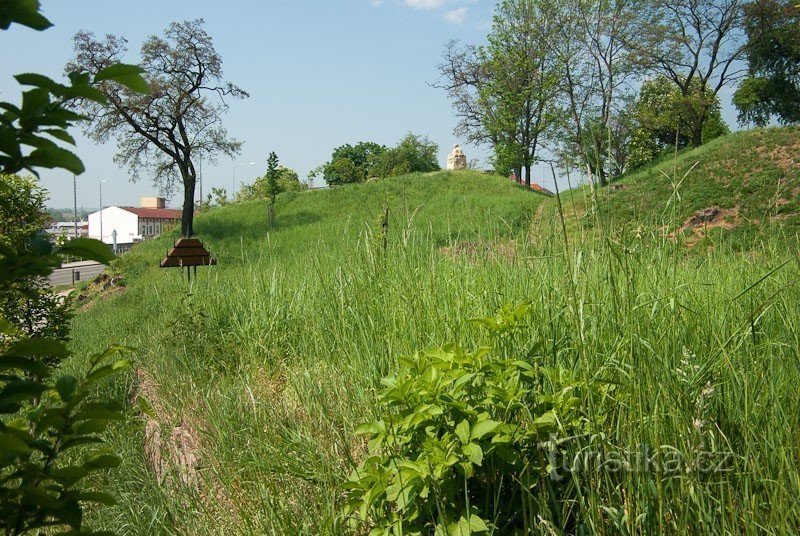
[
  {"x1": 198, "y1": 157, "x2": 203, "y2": 204},
  {"x1": 73, "y1": 174, "x2": 78, "y2": 239},
  {"x1": 99, "y1": 179, "x2": 106, "y2": 244}
]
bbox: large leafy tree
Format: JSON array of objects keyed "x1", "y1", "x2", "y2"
[
  {"x1": 548, "y1": 0, "x2": 642, "y2": 186},
  {"x1": 628, "y1": 75, "x2": 729, "y2": 169},
  {"x1": 323, "y1": 141, "x2": 386, "y2": 186},
  {"x1": 733, "y1": 0, "x2": 800, "y2": 126},
  {"x1": 68, "y1": 19, "x2": 248, "y2": 238},
  {"x1": 437, "y1": 0, "x2": 559, "y2": 188},
  {"x1": 633, "y1": 0, "x2": 748, "y2": 148},
  {"x1": 371, "y1": 133, "x2": 440, "y2": 178}
]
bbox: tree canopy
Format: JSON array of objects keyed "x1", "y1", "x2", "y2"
[
  {"x1": 321, "y1": 135, "x2": 439, "y2": 185},
  {"x1": 323, "y1": 141, "x2": 386, "y2": 186},
  {"x1": 371, "y1": 133, "x2": 440, "y2": 178},
  {"x1": 733, "y1": 0, "x2": 800, "y2": 126},
  {"x1": 68, "y1": 19, "x2": 247, "y2": 238},
  {"x1": 628, "y1": 75, "x2": 729, "y2": 169}
]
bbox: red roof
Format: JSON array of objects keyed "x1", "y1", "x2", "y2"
[{"x1": 122, "y1": 207, "x2": 182, "y2": 220}]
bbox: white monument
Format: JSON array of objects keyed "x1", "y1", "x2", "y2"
[{"x1": 447, "y1": 144, "x2": 467, "y2": 171}]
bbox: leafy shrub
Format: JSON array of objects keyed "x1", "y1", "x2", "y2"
[
  {"x1": 0, "y1": 175, "x2": 72, "y2": 363},
  {"x1": 371, "y1": 133, "x2": 440, "y2": 179},
  {"x1": 342, "y1": 304, "x2": 598, "y2": 535},
  {"x1": 237, "y1": 164, "x2": 307, "y2": 203},
  {"x1": 1, "y1": 3, "x2": 148, "y2": 533}
]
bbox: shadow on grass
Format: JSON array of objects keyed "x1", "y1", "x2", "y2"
[{"x1": 196, "y1": 209, "x2": 323, "y2": 242}]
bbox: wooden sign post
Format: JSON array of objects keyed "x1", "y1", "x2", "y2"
[{"x1": 160, "y1": 238, "x2": 216, "y2": 281}]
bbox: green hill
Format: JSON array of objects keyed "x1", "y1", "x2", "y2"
[
  {"x1": 547, "y1": 126, "x2": 800, "y2": 249},
  {"x1": 69, "y1": 141, "x2": 800, "y2": 533}
]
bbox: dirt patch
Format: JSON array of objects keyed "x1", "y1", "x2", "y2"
[
  {"x1": 759, "y1": 143, "x2": 800, "y2": 175},
  {"x1": 440, "y1": 240, "x2": 517, "y2": 261},
  {"x1": 75, "y1": 273, "x2": 126, "y2": 310},
  {"x1": 672, "y1": 206, "x2": 741, "y2": 247}
]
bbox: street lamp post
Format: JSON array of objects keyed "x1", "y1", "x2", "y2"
[
  {"x1": 73, "y1": 174, "x2": 78, "y2": 240},
  {"x1": 232, "y1": 162, "x2": 256, "y2": 199},
  {"x1": 99, "y1": 179, "x2": 106, "y2": 244}
]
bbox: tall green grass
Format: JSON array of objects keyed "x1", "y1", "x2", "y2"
[{"x1": 68, "y1": 165, "x2": 800, "y2": 534}]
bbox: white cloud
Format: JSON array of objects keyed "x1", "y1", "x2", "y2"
[
  {"x1": 403, "y1": 0, "x2": 449, "y2": 10},
  {"x1": 371, "y1": 0, "x2": 474, "y2": 24},
  {"x1": 443, "y1": 6, "x2": 469, "y2": 24}
]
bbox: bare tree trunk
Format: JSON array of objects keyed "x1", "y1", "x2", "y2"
[
  {"x1": 181, "y1": 173, "x2": 196, "y2": 238},
  {"x1": 691, "y1": 114, "x2": 705, "y2": 148},
  {"x1": 268, "y1": 203, "x2": 275, "y2": 229},
  {"x1": 524, "y1": 164, "x2": 532, "y2": 189},
  {"x1": 593, "y1": 135, "x2": 608, "y2": 187}
]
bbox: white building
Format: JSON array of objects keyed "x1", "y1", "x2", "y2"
[
  {"x1": 46, "y1": 221, "x2": 88, "y2": 239},
  {"x1": 88, "y1": 198, "x2": 181, "y2": 245}
]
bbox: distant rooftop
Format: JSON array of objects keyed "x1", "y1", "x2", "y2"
[{"x1": 120, "y1": 207, "x2": 182, "y2": 220}]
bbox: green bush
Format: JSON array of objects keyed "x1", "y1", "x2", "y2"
[{"x1": 342, "y1": 304, "x2": 600, "y2": 535}]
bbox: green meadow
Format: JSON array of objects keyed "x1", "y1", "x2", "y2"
[{"x1": 69, "y1": 129, "x2": 800, "y2": 534}]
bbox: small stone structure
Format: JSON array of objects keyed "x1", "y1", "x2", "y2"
[{"x1": 447, "y1": 144, "x2": 467, "y2": 171}]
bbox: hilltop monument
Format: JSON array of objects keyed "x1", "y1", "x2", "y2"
[{"x1": 447, "y1": 144, "x2": 467, "y2": 170}]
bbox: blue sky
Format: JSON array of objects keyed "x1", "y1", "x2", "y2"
[
  {"x1": 0, "y1": 0, "x2": 498, "y2": 208},
  {"x1": 1, "y1": 0, "x2": 741, "y2": 209}
]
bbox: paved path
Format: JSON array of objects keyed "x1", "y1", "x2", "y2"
[{"x1": 49, "y1": 261, "x2": 105, "y2": 287}]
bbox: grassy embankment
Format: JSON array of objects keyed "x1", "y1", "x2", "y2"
[{"x1": 69, "y1": 128, "x2": 799, "y2": 534}]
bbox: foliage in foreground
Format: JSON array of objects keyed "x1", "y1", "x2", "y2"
[
  {"x1": 1, "y1": 2, "x2": 147, "y2": 533},
  {"x1": 343, "y1": 304, "x2": 602, "y2": 535},
  {"x1": 0, "y1": 232, "x2": 132, "y2": 535},
  {"x1": 0, "y1": 175, "x2": 71, "y2": 356}
]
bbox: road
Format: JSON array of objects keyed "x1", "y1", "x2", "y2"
[{"x1": 49, "y1": 260, "x2": 105, "y2": 287}]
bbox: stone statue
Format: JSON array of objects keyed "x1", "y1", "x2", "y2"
[{"x1": 447, "y1": 144, "x2": 467, "y2": 171}]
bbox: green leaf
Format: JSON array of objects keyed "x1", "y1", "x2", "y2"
[
  {"x1": 84, "y1": 454, "x2": 121, "y2": 471},
  {"x1": 84, "y1": 360, "x2": 130, "y2": 385},
  {"x1": 532, "y1": 411, "x2": 557, "y2": 431},
  {"x1": 60, "y1": 436, "x2": 103, "y2": 452},
  {"x1": 57, "y1": 237, "x2": 115, "y2": 264},
  {"x1": 62, "y1": 83, "x2": 108, "y2": 105},
  {"x1": 27, "y1": 145, "x2": 85, "y2": 174},
  {"x1": 0, "y1": 431, "x2": 31, "y2": 455},
  {"x1": 43, "y1": 128, "x2": 76, "y2": 145},
  {"x1": 0, "y1": 380, "x2": 47, "y2": 403},
  {"x1": 94, "y1": 64, "x2": 149, "y2": 93},
  {"x1": 75, "y1": 419, "x2": 108, "y2": 435},
  {"x1": 55, "y1": 375, "x2": 78, "y2": 402},
  {"x1": 49, "y1": 465, "x2": 89, "y2": 486},
  {"x1": 469, "y1": 514, "x2": 489, "y2": 533},
  {"x1": 355, "y1": 422, "x2": 382, "y2": 436},
  {"x1": 470, "y1": 419, "x2": 501, "y2": 441},
  {"x1": 0, "y1": 356, "x2": 49, "y2": 377},
  {"x1": 463, "y1": 443, "x2": 483, "y2": 466},
  {"x1": 4, "y1": 337, "x2": 68, "y2": 359},
  {"x1": 74, "y1": 401, "x2": 125, "y2": 421},
  {"x1": 14, "y1": 72, "x2": 63, "y2": 93},
  {"x1": 77, "y1": 491, "x2": 117, "y2": 506},
  {"x1": 0, "y1": 0, "x2": 53, "y2": 31},
  {"x1": 455, "y1": 419, "x2": 470, "y2": 444},
  {"x1": 20, "y1": 87, "x2": 50, "y2": 117}
]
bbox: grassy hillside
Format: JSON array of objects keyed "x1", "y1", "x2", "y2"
[
  {"x1": 69, "y1": 151, "x2": 800, "y2": 534},
  {"x1": 546, "y1": 126, "x2": 800, "y2": 249}
]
